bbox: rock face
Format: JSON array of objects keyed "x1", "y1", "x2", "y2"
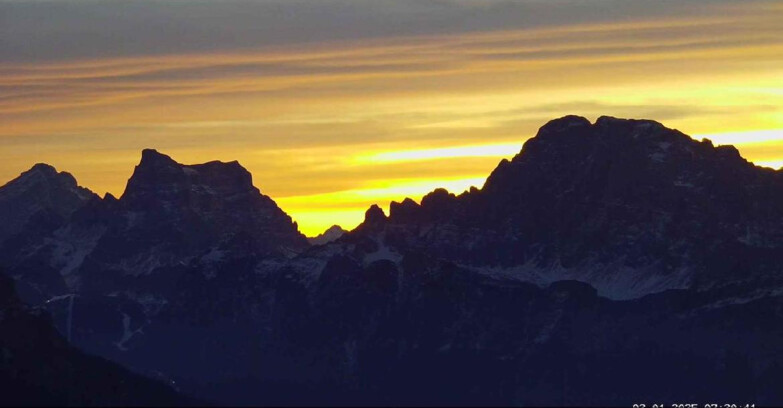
[
  {"x1": 267, "y1": 252, "x2": 783, "y2": 406},
  {"x1": 0, "y1": 163, "x2": 96, "y2": 244},
  {"x1": 0, "y1": 150, "x2": 310, "y2": 402},
  {"x1": 69, "y1": 149, "x2": 307, "y2": 296},
  {"x1": 1, "y1": 150, "x2": 308, "y2": 300},
  {"x1": 2, "y1": 118, "x2": 783, "y2": 406},
  {"x1": 0, "y1": 271, "x2": 192, "y2": 406},
  {"x1": 375, "y1": 116, "x2": 783, "y2": 299},
  {"x1": 120, "y1": 149, "x2": 307, "y2": 257},
  {"x1": 260, "y1": 116, "x2": 783, "y2": 405},
  {"x1": 0, "y1": 164, "x2": 98, "y2": 301}
]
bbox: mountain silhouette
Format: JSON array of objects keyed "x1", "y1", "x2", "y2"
[
  {"x1": 368, "y1": 115, "x2": 783, "y2": 299},
  {"x1": 0, "y1": 163, "x2": 96, "y2": 244},
  {"x1": 308, "y1": 225, "x2": 348, "y2": 245},
  {"x1": 122, "y1": 149, "x2": 306, "y2": 253},
  {"x1": 1, "y1": 116, "x2": 782, "y2": 405},
  {"x1": 1, "y1": 149, "x2": 307, "y2": 303}
]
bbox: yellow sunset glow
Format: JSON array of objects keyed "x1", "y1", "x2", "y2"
[
  {"x1": 353, "y1": 144, "x2": 522, "y2": 164},
  {"x1": 277, "y1": 176, "x2": 488, "y2": 233},
  {"x1": 698, "y1": 129, "x2": 783, "y2": 146},
  {"x1": 1, "y1": 1, "x2": 782, "y2": 236}
]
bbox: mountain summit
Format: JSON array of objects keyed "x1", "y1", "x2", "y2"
[
  {"x1": 308, "y1": 225, "x2": 348, "y2": 245},
  {"x1": 0, "y1": 163, "x2": 96, "y2": 243},
  {"x1": 2, "y1": 117, "x2": 783, "y2": 405},
  {"x1": 118, "y1": 149, "x2": 307, "y2": 256},
  {"x1": 0, "y1": 149, "x2": 308, "y2": 300},
  {"x1": 367, "y1": 115, "x2": 783, "y2": 298},
  {"x1": 123, "y1": 149, "x2": 257, "y2": 207}
]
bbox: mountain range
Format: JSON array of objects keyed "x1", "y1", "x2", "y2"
[{"x1": 1, "y1": 116, "x2": 782, "y2": 406}]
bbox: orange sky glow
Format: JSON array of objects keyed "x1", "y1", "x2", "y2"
[{"x1": 1, "y1": 0, "x2": 782, "y2": 235}]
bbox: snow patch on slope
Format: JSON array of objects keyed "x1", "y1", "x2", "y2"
[
  {"x1": 469, "y1": 259, "x2": 692, "y2": 300},
  {"x1": 114, "y1": 312, "x2": 145, "y2": 351},
  {"x1": 363, "y1": 239, "x2": 402, "y2": 266},
  {"x1": 46, "y1": 225, "x2": 106, "y2": 289}
]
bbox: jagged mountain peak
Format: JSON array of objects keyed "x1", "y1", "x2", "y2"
[
  {"x1": 0, "y1": 163, "x2": 97, "y2": 244},
  {"x1": 138, "y1": 148, "x2": 247, "y2": 175},
  {"x1": 527, "y1": 115, "x2": 687, "y2": 147},
  {"x1": 122, "y1": 149, "x2": 257, "y2": 205},
  {"x1": 359, "y1": 204, "x2": 387, "y2": 231},
  {"x1": 2, "y1": 149, "x2": 308, "y2": 303},
  {"x1": 28, "y1": 162, "x2": 59, "y2": 175},
  {"x1": 3, "y1": 118, "x2": 783, "y2": 406},
  {"x1": 594, "y1": 114, "x2": 664, "y2": 127},
  {"x1": 307, "y1": 225, "x2": 348, "y2": 245},
  {"x1": 102, "y1": 149, "x2": 305, "y2": 259},
  {"x1": 486, "y1": 114, "x2": 757, "y2": 192},
  {"x1": 7, "y1": 163, "x2": 83, "y2": 193},
  {"x1": 537, "y1": 114, "x2": 592, "y2": 134},
  {"x1": 352, "y1": 115, "x2": 783, "y2": 299},
  {"x1": 389, "y1": 197, "x2": 420, "y2": 221},
  {"x1": 139, "y1": 148, "x2": 177, "y2": 166},
  {"x1": 519, "y1": 115, "x2": 684, "y2": 155},
  {"x1": 420, "y1": 188, "x2": 457, "y2": 208},
  {"x1": 322, "y1": 224, "x2": 348, "y2": 235}
]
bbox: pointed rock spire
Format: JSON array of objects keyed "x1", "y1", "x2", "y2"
[{"x1": 363, "y1": 204, "x2": 387, "y2": 228}]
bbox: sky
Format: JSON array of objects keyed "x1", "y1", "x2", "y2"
[{"x1": 1, "y1": 0, "x2": 782, "y2": 236}]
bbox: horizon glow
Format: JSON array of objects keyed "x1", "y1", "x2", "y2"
[{"x1": 1, "y1": 0, "x2": 782, "y2": 236}]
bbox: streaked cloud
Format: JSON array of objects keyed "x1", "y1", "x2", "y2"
[
  {"x1": 0, "y1": 0, "x2": 758, "y2": 63},
  {"x1": 0, "y1": 0, "x2": 782, "y2": 235}
]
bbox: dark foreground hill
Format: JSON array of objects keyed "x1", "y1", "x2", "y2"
[
  {"x1": 0, "y1": 272, "x2": 194, "y2": 406},
  {"x1": 1, "y1": 116, "x2": 782, "y2": 406}
]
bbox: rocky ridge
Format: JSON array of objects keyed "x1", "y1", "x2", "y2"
[{"x1": 2, "y1": 116, "x2": 783, "y2": 405}]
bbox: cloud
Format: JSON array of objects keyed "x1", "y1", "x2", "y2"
[
  {"x1": 0, "y1": 0, "x2": 773, "y2": 63},
  {"x1": 2, "y1": 1, "x2": 781, "y2": 120},
  {"x1": 1, "y1": 0, "x2": 782, "y2": 234}
]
